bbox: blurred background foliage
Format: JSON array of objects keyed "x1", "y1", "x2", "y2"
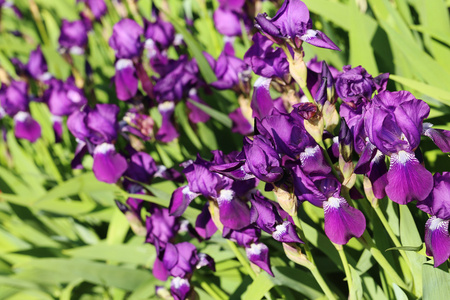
[{"x1": 0, "y1": 0, "x2": 449, "y2": 299}]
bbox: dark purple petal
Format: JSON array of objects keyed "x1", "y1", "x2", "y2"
[
  {"x1": 47, "y1": 79, "x2": 87, "y2": 116},
  {"x1": 14, "y1": 112, "x2": 41, "y2": 143},
  {"x1": 195, "y1": 204, "x2": 218, "y2": 240},
  {"x1": 125, "y1": 151, "x2": 158, "y2": 182},
  {"x1": 324, "y1": 196, "x2": 366, "y2": 245},
  {"x1": 169, "y1": 186, "x2": 200, "y2": 217},
  {"x1": 229, "y1": 108, "x2": 253, "y2": 135},
  {"x1": 424, "y1": 217, "x2": 450, "y2": 267},
  {"x1": 27, "y1": 46, "x2": 49, "y2": 80},
  {"x1": 67, "y1": 109, "x2": 91, "y2": 141},
  {"x1": 272, "y1": 221, "x2": 303, "y2": 243},
  {"x1": 245, "y1": 136, "x2": 284, "y2": 182},
  {"x1": 156, "y1": 101, "x2": 179, "y2": 143},
  {"x1": 246, "y1": 242, "x2": 273, "y2": 276},
  {"x1": 171, "y1": 277, "x2": 191, "y2": 300},
  {"x1": 386, "y1": 151, "x2": 433, "y2": 204},
  {"x1": 87, "y1": 104, "x2": 120, "y2": 144},
  {"x1": 394, "y1": 98, "x2": 429, "y2": 150},
  {"x1": 92, "y1": 143, "x2": 128, "y2": 183},
  {"x1": 114, "y1": 59, "x2": 138, "y2": 101},
  {"x1": 251, "y1": 77, "x2": 274, "y2": 119},
  {"x1": 144, "y1": 17, "x2": 175, "y2": 49},
  {"x1": 153, "y1": 257, "x2": 169, "y2": 281},
  {"x1": 217, "y1": 190, "x2": 251, "y2": 230},
  {"x1": 59, "y1": 20, "x2": 88, "y2": 53},
  {"x1": 423, "y1": 123, "x2": 450, "y2": 153},
  {"x1": 222, "y1": 225, "x2": 260, "y2": 247},
  {"x1": 1, "y1": 80, "x2": 29, "y2": 116},
  {"x1": 109, "y1": 19, "x2": 143, "y2": 59},
  {"x1": 213, "y1": 8, "x2": 242, "y2": 37},
  {"x1": 301, "y1": 30, "x2": 340, "y2": 51},
  {"x1": 299, "y1": 145, "x2": 331, "y2": 175},
  {"x1": 417, "y1": 172, "x2": 450, "y2": 220}
]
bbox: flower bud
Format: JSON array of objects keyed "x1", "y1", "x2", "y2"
[
  {"x1": 282, "y1": 243, "x2": 311, "y2": 267},
  {"x1": 274, "y1": 186, "x2": 297, "y2": 216}
]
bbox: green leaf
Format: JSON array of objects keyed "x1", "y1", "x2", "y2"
[
  {"x1": 350, "y1": 265, "x2": 363, "y2": 300},
  {"x1": 18, "y1": 258, "x2": 154, "y2": 291},
  {"x1": 106, "y1": 209, "x2": 130, "y2": 245},
  {"x1": 187, "y1": 99, "x2": 232, "y2": 128},
  {"x1": 242, "y1": 272, "x2": 274, "y2": 300},
  {"x1": 348, "y1": 1, "x2": 378, "y2": 74},
  {"x1": 422, "y1": 263, "x2": 450, "y2": 299},
  {"x1": 385, "y1": 244, "x2": 423, "y2": 252},
  {"x1": 63, "y1": 243, "x2": 155, "y2": 266},
  {"x1": 59, "y1": 278, "x2": 84, "y2": 300},
  {"x1": 392, "y1": 283, "x2": 408, "y2": 300},
  {"x1": 399, "y1": 204, "x2": 426, "y2": 297},
  {"x1": 389, "y1": 74, "x2": 450, "y2": 106},
  {"x1": 271, "y1": 267, "x2": 324, "y2": 299},
  {"x1": 34, "y1": 172, "x2": 120, "y2": 205}
]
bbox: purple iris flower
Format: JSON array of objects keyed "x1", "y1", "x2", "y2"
[
  {"x1": 255, "y1": 0, "x2": 339, "y2": 50},
  {"x1": 336, "y1": 65, "x2": 389, "y2": 107},
  {"x1": 162, "y1": 242, "x2": 199, "y2": 278},
  {"x1": 216, "y1": 189, "x2": 252, "y2": 230},
  {"x1": 195, "y1": 203, "x2": 218, "y2": 240},
  {"x1": 155, "y1": 101, "x2": 179, "y2": 143},
  {"x1": 78, "y1": 0, "x2": 107, "y2": 20},
  {"x1": 109, "y1": 19, "x2": 143, "y2": 59},
  {"x1": 209, "y1": 42, "x2": 251, "y2": 90},
  {"x1": 223, "y1": 225, "x2": 260, "y2": 247},
  {"x1": 364, "y1": 91, "x2": 433, "y2": 204},
  {"x1": 92, "y1": 143, "x2": 127, "y2": 183},
  {"x1": 250, "y1": 77, "x2": 274, "y2": 120},
  {"x1": 171, "y1": 277, "x2": 191, "y2": 300},
  {"x1": 145, "y1": 205, "x2": 180, "y2": 253},
  {"x1": 13, "y1": 111, "x2": 41, "y2": 143},
  {"x1": 229, "y1": 107, "x2": 253, "y2": 135},
  {"x1": 153, "y1": 55, "x2": 199, "y2": 102},
  {"x1": 307, "y1": 56, "x2": 340, "y2": 80},
  {"x1": 122, "y1": 109, "x2": 155, "y2": 140},
  {"x1": 114, "y1": 59, "x2": 139, "y2": 101},
  {"x1": 213, "y1": 0, "x2": 245, "y2": 37},
  {"x1": 246, "y1": 242, "x2": 273, "y2": 276},
  {"x1": 125, "y1": 151, "x2": 158, "y2": 183},
  {"x1": 67, "y1": 103, "x2": 119, "y2": 145},
  {"x1": 244, "y1": 33, "x2": 290, "y2": 80},
  {"x1": 45, "y1": 78, "x2": 88, "y2": 116},
  {"x1": 416, "y1": 173, "x2": 450, "y2": 267},
  {"x1": 144, "y1": 16, "x2": 175, "y2": 50},
  {"x1": 59, "y1": 20, "x2": 89, "y2": 54},
  {"x1": 0, "y1": 80, "x2": 29, "y2": 116},
  {"x1": 292, "y1": 167, "x2": 366, "y2": 244},
  {"x1": 26, "y1": 46, "x2": 51, "y2": 81},
  {"x1": 251, "y1": 192, "x2": 302, "y2": 243},
  {"x1": 422, "y1": 122, "x2": 450, "y2": 153},
  {"x1": 244, "y1": 135, "x2": 284, "y2": 183}
]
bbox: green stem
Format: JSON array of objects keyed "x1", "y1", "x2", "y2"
[
  {"x1": 226, "y1": 240, "x2": 256, "y2": 280},
  {"x1": 373, "y1": 205, "x2": 412, "y2": 269},
  {"x1": 293, "y1": 215, "x2": 337, "y2": 300},
  {"x1": 319, "y1": 141, "x2": 341, "y2": 180},
  {"x1": 358, "y1": 231, "x2": 409, "y2": 291},
  {"x1": 199, "y1": 281, "x2": 227, "y2": 300},
  {"x1": 335, "y1": 244, "x2": 353, "y2": 294},
  {"x1": 292, "y1": 215, "x2": 313, "y2": 263},
  {"x1": 309, "y1": 265, "x2": 337, "y2": 300},
  {"x1": 30, "y1": 0, "x2": 50, "y2": 46}
]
